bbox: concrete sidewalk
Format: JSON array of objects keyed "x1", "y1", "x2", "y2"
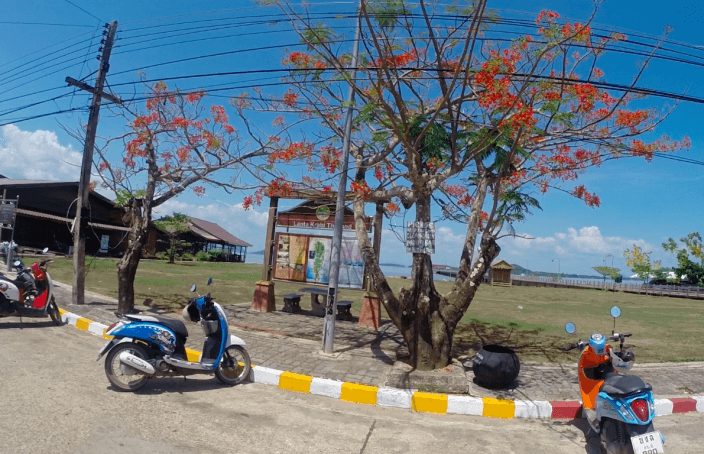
[{"x1": 53, "y1": 281, "x2": 704, "y2": 418}]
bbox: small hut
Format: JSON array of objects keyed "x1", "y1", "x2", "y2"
[{"x1": 490, "y1": 260, "x2": 514, "y2": 286}]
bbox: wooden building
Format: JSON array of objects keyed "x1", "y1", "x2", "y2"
[
  {"x1": 0, "y1": 177, "x2": 130, "y2": 256},
  {"x1": 148, "y1": 215, "x2": 252, "y2": 262},
  {"x1": 490, "y1": 260, "x2": 514, "y2": 286}
]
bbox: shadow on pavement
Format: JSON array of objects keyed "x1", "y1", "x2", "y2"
[
  {"x1": 0, "y1": 320, "x2": 59, "y2": 329},
  {"x1": 108, "y1": 378, "x2": 256, "y2": 395}
]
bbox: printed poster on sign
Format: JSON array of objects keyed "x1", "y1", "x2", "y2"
[
  {"x1": 405, "y1": 221, "x2": 435, "y2": 254},
  {"x1": 99, "y1": 235, "x2": 110, "y2": 253},
  {"x1": 339, "y1": 237, "x2": 364, "y2": 289},
  {"x1": 273, "y1": 233, "x2": 308, "y2": 282},
  {"x1": 306, "y1": 236, "x2": 332, "y2": 284}
]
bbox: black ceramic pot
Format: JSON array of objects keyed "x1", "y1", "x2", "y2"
[{"x1": 472, "y1": 344, "x2": 520, "y2": 389}]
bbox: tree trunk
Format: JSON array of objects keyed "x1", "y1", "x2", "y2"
[
  {"x1": 168, "y1": 234, "x2": 176, "y2": 264},
  {"x1": 401, "y1": 193, "x2": 447, "y2": 370},
  {"x1": 353, "y1": 181, "x2": 501, "y2": 371},
  {"x1": 116, "y1": 197, "x2": 151, "y2": 315}
]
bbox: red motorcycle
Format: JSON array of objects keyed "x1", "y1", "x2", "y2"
[{"x1": 0, "y1": 248, "x2": 62, "y2": 325}]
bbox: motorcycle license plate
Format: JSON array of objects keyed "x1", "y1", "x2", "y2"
[{"x1": 631, "y1": 431, "x2": 664, "y2": 454}]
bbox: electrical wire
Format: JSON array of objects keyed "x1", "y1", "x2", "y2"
[
  {"x1": 0, "y1": 106, "x2": 88, "y2": 127},
  {"x1": 0, "y1": 21, "x2": 95, "y2": 27},
  {"x1": 8, "y1": 6, "x2": 704, "y2": 135}
]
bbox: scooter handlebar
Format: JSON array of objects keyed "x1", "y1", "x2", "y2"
[
  {"x1": 608, "y1": 332, "x2": 633, "y2": 341},
  {"x1": 562, "y1": 340, "x2": 587, "y2": 351}
]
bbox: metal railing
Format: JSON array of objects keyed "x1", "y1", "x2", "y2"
[{"x1": 511, "y1": 276, "x2": 704, "y2": 299}]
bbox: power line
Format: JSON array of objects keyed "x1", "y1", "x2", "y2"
[
  {"x1": 0, "y1": 106, "x2": 88, "y2": 127},
  {"x1": 0, "y1": 36, "x2": 97, "y2": 81},
  {"x1": 0, "y1": 21, "x2": 95, "y2": 27},
  {"x1": 0, "y1": 91, "x2": 77, "y2": 117},
  {"x1": 0, "y1": 31, "x2": 95, "y2": 69},
  {"x1": 0, "y1": 42, "x2": 98, "y2": 87},
  {"x1": 63, "y1": 0, "x2": 103, "y2": 23}
]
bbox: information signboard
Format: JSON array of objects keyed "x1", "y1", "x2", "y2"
[
  {"x1": 99, "y1": 235, "x2": 110, "y2": 253},
  {"x1": 339, "y1": 237, "x2": 364, "y2": 288},
  {"x1": 273, "y1": 233, "x2": 366, "y2": 289},
  {"x1": 306, "y1": 236, "x2": 332, "y2": 284},
  {"x1": 405, "y1": 221, "x2": 435, "y2": 254},
  {"x1": 0, "y1": 201, "x2": 16, "y2": 226},
  {"x1": 273, "y1": 233, "x2": 308, "y2": 282}
]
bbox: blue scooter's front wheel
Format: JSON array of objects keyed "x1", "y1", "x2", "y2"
[{"x1": 215, "y1": 345, "x2": 251, "y2": 386}]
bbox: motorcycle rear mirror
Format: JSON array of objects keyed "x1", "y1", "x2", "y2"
[
  {"x1": 565, "y1": 322, "x2": 576, "y2": 334},
  {"x1": 42, "y1": 247, "x2": 49, "y2": 254},
  {"x1": 207, "y1": 277, "x2": 212, "y2": 286},
  {"x1": 610, "y1": 306, "x2": 621, "y2": 318},
  {"x1": 13, "y1": 260, "x2": 21, "y2": 267},
  {"x1": 190, "y1": 284, "x2": 197, "y2": 293}
]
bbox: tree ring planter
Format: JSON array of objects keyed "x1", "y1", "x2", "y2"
[{"x1": 471, "y1": 344, "x2": 520, "y2": 389}]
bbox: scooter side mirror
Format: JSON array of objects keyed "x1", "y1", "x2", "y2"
[
  {"x1": 42, "y1": 247, "x2": 49, "y2": 254},
  {"x1": 610, "y1": 306, "x2": 621, "y2": 318},
  {"x1": 13, "y1": 260, "x2": 21, "y2": 268},
  {"x1": 190, "y1": 284, "x2": 197, "y2": 293},
  {"x1": 565, "y1": 322, "x2": 576, "y2": 334},
  {"x1": 207, "y1": 277, "x2": 212, "y2": 286}
]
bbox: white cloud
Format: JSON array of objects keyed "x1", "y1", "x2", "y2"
[
  {"x1": 153, "y1": 198, "x2": 268, "y2": 248},
  {"x1": 0, "y1": 125, "x2": 82, "y2": 180},
  {"x1": 499, "y1": 226, "x2": 656, "y2": 258},
  {"x1": 436, "y1": 226, "x2": 465, "y2": 247}
]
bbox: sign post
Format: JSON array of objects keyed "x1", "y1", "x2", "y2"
[
  {"x1": 323, "y1": 3, "x2": 362, "y2": 354},
  {"x1": 0, "y1": 193, "x2": 18, "y2": 272}
]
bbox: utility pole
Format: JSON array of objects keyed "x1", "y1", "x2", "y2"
[
  {"x1": 67, "y1": 21, "x2": 120, "y2": 304},
  {"x1": 322, "y1": 1, "x2": 362, "y2": 354}
]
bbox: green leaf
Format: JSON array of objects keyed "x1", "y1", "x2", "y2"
[{"x1": 114, "y1": 189, "x2": 146, "y2": 207}]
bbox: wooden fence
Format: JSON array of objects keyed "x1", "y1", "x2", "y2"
[{"x1": 511, "y1": 276, "x2": 704, "y2": 300}]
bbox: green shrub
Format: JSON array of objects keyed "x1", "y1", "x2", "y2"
[
  {"x1": 155, "y1": 252, "x2": 168, "y2": 260},
  {"x1": 182, "y1": 252, "x2": 195, "y2": 261},
  {"x1": 195, "y1": 250, "x2": 209, "y2": 261}
]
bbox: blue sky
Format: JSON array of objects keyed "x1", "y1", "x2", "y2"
[{"x1": 1, "y1": 0, "x2": 703, "y2": 277}]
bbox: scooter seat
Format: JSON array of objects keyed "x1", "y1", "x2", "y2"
[
  {"x1": 155, "y1": 317, "x2": 189, "y2": 338},
  {"x1": 601, "y1": 374, "x2": 651, "y2": 397},
  {"x1": 124, "y1": 314, "x2": 189, "y2": 338}
]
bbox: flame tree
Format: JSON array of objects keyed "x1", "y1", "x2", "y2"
[
  {"x1": 77, "y1": 83, "x2": 291, "y2": 314},
  {"x1": 238, "y1": 0, "x2": 689, "y2": 369}
]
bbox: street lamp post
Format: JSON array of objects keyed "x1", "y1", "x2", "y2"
[{"x1": 551, "y1": 258, "x2": 560, "y2": 280}]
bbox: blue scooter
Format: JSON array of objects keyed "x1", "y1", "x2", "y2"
[
  {"x1": 98, "y1": 278, "x2": 251, "y2": 392},
  {"x1": 564, "y1": 306, "x2": 664, "y2": 454}
]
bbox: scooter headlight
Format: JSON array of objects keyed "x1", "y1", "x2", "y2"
[{"x1": 589, "y1": 333, "x2": 606, "y2": 356}]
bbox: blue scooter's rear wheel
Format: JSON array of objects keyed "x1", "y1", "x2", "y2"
[
  {"x1": 215, "y1": 345, "x2": 251, "y2": 386},
  {"x1": 104, "y1": 343, "x2": 151, "y2": 392}
]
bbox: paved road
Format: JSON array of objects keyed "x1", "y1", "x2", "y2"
[
  {"x1": 1, "y1": 319, "x2": 702, "y2": 454},
  {"x1": 53, "y1": 282, "x2": 704, "y2": 402}
]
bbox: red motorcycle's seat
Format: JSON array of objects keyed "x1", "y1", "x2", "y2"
[{"x1": 601, "y1": 374, "x2": 651, "y2": 397}]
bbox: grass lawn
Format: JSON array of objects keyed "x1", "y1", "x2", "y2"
[{"x1": 47, "y1": 257, "x2": 704, "y2": 363}]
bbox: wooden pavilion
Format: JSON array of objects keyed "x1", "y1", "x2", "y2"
[{"x1": 490, "y1": 260, "x2": 514, "y2": 286}]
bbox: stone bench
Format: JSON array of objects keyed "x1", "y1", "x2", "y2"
[
  {"x1": 336, "y1": 300, "x2": 353, "y2": 321},
  {"x1": 281, "y1": 293, "x2": 302, "y2": 313}
]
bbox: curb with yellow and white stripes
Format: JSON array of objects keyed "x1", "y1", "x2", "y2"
[{"x1": 58, "y1": 308, "x2": 704, "y2": 419}]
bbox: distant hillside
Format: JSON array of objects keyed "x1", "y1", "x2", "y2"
[
  {"x1": 250, "y1": 250, "x2": 264, "y2": 255},
  {"x1": 511, "y1": 263, "x2": 601, "y2": 279}
]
